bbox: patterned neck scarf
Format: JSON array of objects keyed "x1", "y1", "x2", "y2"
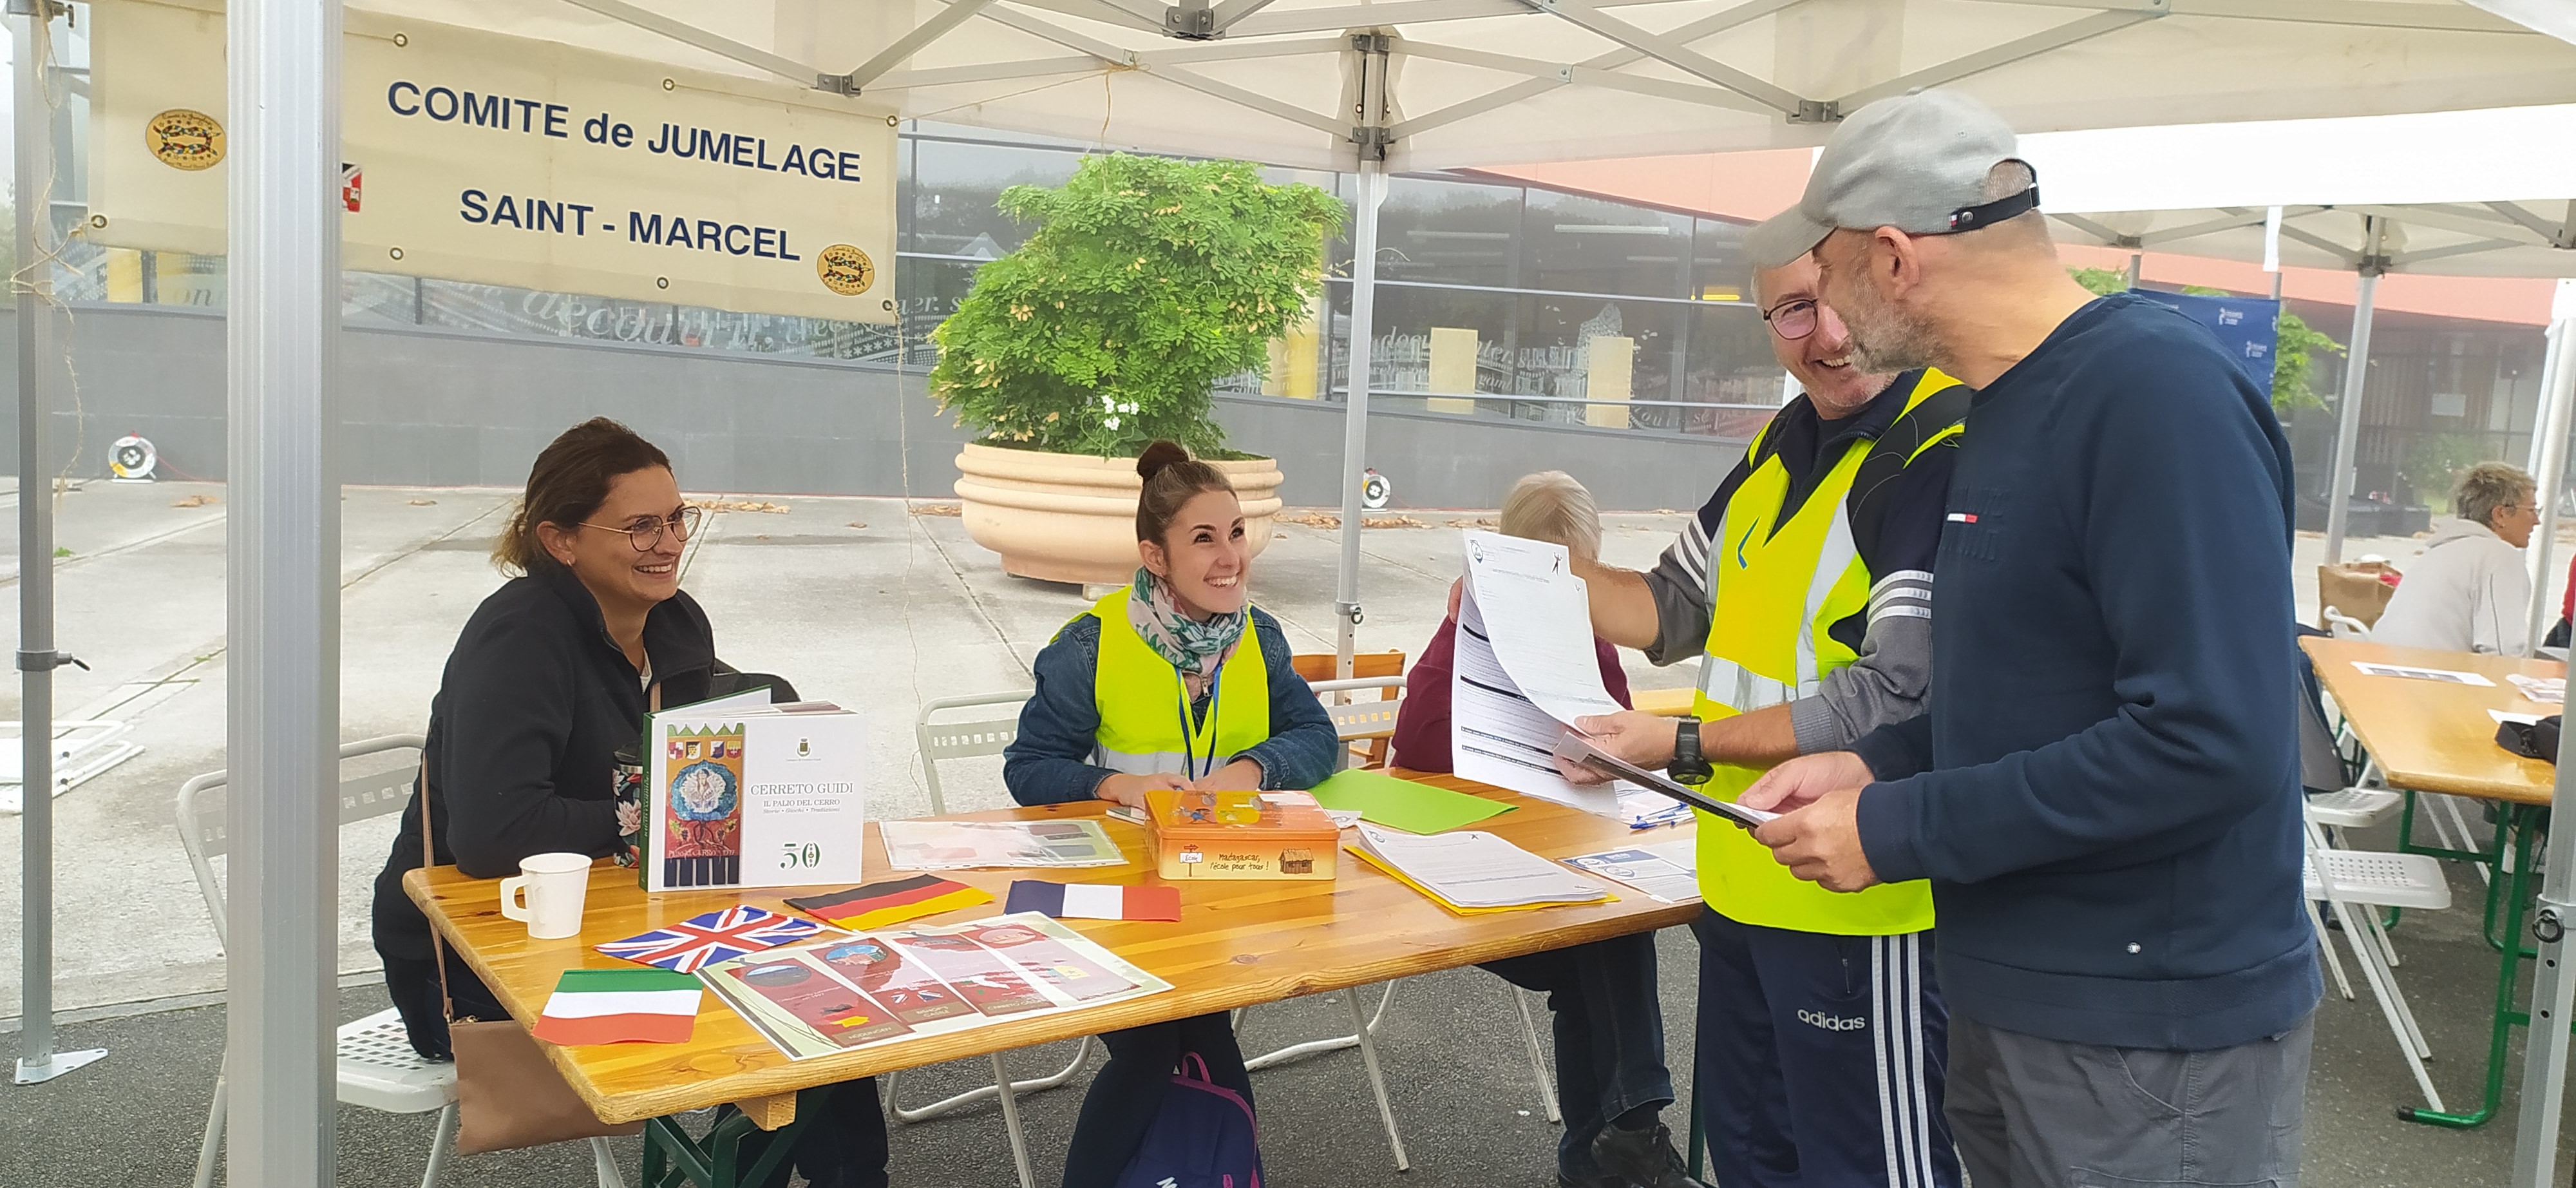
[{"x1": 1126, "y1": 566, "x2": 1248, "y2": 702}]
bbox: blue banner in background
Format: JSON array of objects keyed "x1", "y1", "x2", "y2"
[{"x1": 2126, "y1": 289, "x2": 2282, "y2": 395}]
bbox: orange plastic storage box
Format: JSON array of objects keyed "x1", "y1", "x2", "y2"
[{"x1": 1144, "y1": 787, "x2": 1341, "y2": 881}]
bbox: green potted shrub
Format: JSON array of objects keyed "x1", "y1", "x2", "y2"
[{"x1": 932, "y1": 152, "x2": 1341, "y2": 584}]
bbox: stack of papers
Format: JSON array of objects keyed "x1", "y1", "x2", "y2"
[
  {"x1": 2509, "y1": 673, "x2": 2564, "y2": 705},
  {"x1": 1450, "y1": 531, "x2": 1627, "y2": 804},
  {"x1": 880, "y1": 820, "x2": 1126, "y2": 870},
  {"x1": 1347, "y1": 821, "x2": 1612, "y2": 912},
  {"x1": 1564, "y1": 838, "x2": 1700, "y2": 903}
]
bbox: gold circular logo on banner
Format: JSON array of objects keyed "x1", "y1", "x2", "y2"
[
  {"x1": 817, "y1": 245, "x2": 875, "y2": 297},
  {"x1": 146, "y1": 109, "x2": 225, "y2": 171}
]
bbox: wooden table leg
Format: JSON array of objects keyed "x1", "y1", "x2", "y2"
[
  {"x1": 637, "y1": 1086, "x2": 824, "y2": 1186},
  {"x1": 2403, "y1": 804, "x2": 2543, "y2": 1129}
]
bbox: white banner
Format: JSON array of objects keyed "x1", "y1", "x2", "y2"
[{"x1": 89, "y1": 0, "x2": 898, "y2": 323}]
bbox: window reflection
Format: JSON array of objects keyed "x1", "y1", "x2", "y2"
[{"x1": 48, "y1": 121, "x2": 1795, "y2": 436}]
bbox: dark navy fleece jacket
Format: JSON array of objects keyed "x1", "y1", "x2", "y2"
[{"x1": 1849, "y1": 294, "x2": 2322, "y2": 1051}]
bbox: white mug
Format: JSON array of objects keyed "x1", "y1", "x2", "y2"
[{"x1": 498, "y1": 852, "x2": 592, "y2": 940}]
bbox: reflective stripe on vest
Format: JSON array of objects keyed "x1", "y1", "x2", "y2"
[
  {"x1": 1690, "y1": 369, "x2": 1962, "y2": 937},
  {"x1": 1076, "y1": 588, "x2": 1271, "y2": 778}
]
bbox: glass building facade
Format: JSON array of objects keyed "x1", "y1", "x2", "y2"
[{"x1": 38, "y1": 111, "x2": 2559, "y2": 499}]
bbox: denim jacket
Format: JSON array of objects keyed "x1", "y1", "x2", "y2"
[{"x1": 1003, "y1": 605, "x2": 1341, "y2": 805}]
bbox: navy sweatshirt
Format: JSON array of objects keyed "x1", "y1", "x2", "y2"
[{"x1": 1848, "y1": 294, "x2": 2321, "y2": 1051}]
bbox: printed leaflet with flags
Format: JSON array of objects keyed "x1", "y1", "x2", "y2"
[{"x1": 531, "y1": 968, "x2": 703, "y2": 1046}]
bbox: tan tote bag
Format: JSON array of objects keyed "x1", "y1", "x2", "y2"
[{"x1": 421, "y1": 770, "x2": 644, "y2": 1154}]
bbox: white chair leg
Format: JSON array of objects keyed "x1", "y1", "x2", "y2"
[
  {"x1": 2306, "y1": 899, "x2": 2356, "y2": 1001},
  {"x1": 589, "y1": 1136, "x2": 626, "y2": 1188},
  {"x1": 990, "y1": 1052, "x2": 1038, "y2": 1188},
  {"x1": 1511, "y1": 987, "x2": 1560, "y2": 1124},
  {"x1": 194, "y1": 1064, "x2": 228, "y2": 1188},
  {"x1": 887, "y1": 1039, "x2": 1093, "y2": 1124},
  {"x1": 2359, "y1": 899, "x2": 2407, "y2": 969},
  {"x1": 420, "y1": 1103, "x2": 459, "y2": 1188},
  {"x1": 2329, "y1": 896, "x2": 2444, "y2": 1112},
  {"x1": 1244, "y1": 982, "x2": 1397, "y2": 1070},
  {"x1": 1347, "y1": 990, "x2": 1410, "y2": 1172}
]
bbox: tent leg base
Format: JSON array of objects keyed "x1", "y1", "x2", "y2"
[{"x1": 14, "y1": 1047, "x2": 105, "y2": 1085}]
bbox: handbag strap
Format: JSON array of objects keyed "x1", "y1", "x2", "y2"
[{"x1": 419, "y1": 766, "x2": 463, "y2": 1024}]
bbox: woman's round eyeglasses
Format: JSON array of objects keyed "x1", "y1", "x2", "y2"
[
  {"x1": 1763, "y1": 298, "x2": 1821, "y2": 341},
  {"x1": 582, "y1": 506, "x2": 703, "y2": 551}
]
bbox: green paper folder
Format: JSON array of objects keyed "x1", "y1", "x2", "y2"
[{"x1": 1311, "y1": 769, "x2": 1514, "y2": 835}]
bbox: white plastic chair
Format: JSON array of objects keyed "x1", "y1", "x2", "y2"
[
  {"x1": 904, "y1": 691, "x2": 1094, "y2": 1188},
  {"x1": 2321, "y1": 606, "x2": 2374, "y2": 640},
  {"x1": 177, "y1": 735, "x2": 625, "y2": 1188},
  {"x1": 2304, "y1": 821, "x2": 2453, "y2": 1113},
  {"x1": 1310, "y1": 675, "x2": 1405, "y2": 770}
]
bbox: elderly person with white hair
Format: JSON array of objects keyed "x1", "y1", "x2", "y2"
[
  {"x1": 2372, "y1": 461, "x2": 2540, "y2": 655},
  {"x1": 1391, "y1": 472, "x2": 1703, "y2": 1188}
]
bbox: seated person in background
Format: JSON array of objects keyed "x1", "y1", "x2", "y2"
[
  {"x1": 1390, "y1": 470, "x2": 1633, "y2": 770},
  {"x1": 370, "y1": 418, "x2": 887, "y2": 1188},
  {"x1": 1389, "y1": 471, "x2": 1704, "y2": 1188},
  {"x1": 1003, "y1": 440, "x2": 1340, "y2": 1188},
  {"x1": 2375, "y1": 461, "x2": 2539, "y2": 655}
]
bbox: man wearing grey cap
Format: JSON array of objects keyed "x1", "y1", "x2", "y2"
[{"x1": 1735, "y1": 90, "x2": 2319, "y2": 1186}]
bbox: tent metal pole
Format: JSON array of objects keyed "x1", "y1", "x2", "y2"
[
  {"x1": 2123, "y1": 252, "x2": 2141, "y2": 289},
  {"x1": 8, "y1": 0, "x2": 99, "y2": 1088},
  {"x1": 2509, "y1": 701, "x2": 2576, "y2": 1188},
  {"x1": 2522, "y1": 314, "x2": 2575, "y2": 655},
  {"x1": 2321, "y1": 229, "x2": 2384, "y2": 566},
  {"x1": 2524, "y1": 318, "x2": 2561, "y2": 476},
  {"x1": 224, "y1": 0, "x2": 344, "y2": 1180},
  {"x1": 1332, "y1": 160, "x2": 1385, "y2": 677}
]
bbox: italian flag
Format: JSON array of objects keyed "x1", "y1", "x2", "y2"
[{"x1": 531, "y1": 968, "x2": 703, "y2": 1046}]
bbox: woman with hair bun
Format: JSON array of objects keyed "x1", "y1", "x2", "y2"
[{"x1": 1004, "y1": 439, "x2": 1339, "y2": 1188}]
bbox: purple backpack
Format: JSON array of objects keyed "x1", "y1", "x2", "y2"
[{"x1": 1113, "y1": 1053, "x2": 1262, "y2": 1188}]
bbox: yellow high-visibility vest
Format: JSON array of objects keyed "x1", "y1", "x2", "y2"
[
  {"x1": 1692, "y1": 370, "x2": 1964, "y2": 935},
  {"x1": 1078, "y1": 588, "x2": 1271, "y2": 777}
]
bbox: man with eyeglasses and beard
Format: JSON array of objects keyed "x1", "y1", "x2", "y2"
[{"x1": 1552, "y1": 251, "x2": 1969, "y2": 1186}]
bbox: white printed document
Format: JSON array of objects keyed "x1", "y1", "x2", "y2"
[
  {"x1": 1350, "y1": 822, "x2": 1612, "y2": 910},
  {"x1": 1451, "y1": 530, "x2": 1628, "y2": 803}
]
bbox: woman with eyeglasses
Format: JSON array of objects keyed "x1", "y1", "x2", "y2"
[{"x1": 370, "y1": 417, "x2": 889, "y2": 1187}]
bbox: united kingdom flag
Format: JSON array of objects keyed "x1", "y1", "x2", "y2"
[{"x1": 596, "y1": 906, "x2": 823, "y2": 973}]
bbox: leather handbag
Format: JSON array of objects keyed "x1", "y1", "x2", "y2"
[{"x1": 421, "y1": 771, "x2": 644, "y2": 1154}]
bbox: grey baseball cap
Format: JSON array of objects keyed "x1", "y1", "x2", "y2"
[{"x1": 1745, "y1": 90, "x2": 2031, "y2": 269}]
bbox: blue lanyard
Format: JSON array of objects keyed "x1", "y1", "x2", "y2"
[{"x1": 1175, "y1": 664, "x2": 1225, "y2": 781}]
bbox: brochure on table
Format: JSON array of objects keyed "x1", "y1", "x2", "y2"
[
  {"x1": 1450, "y1": 530, "x2": 1647, "y2": 811},
  {"x1": 699, "y1": 912, "x2": 1171, "y2": 1060},
  {"x1": 641, "y1": 692, "x2": 867, "y2": 893}
]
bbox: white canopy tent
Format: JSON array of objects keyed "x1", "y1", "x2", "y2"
[
  {"x1": 358, "y1": 0, "x2": 2576, "y2": 671},
  {"x1": 35, "y1": 0, "x2": 2573, "y2": 1182}
]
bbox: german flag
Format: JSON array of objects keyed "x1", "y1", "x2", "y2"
[{"x1": 787, "y1": 875, "x2": 993, "y2": 930}]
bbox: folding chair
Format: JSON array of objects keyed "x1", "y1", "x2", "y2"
[
  {"x1": 177, "y1": 735, "x2": 625, "y2": 1188},
  {"x1": 1310, "y1": 675, "x2": 1405, "y2": 771},
  {"x1": 904, "y1": 690, "x2": 1090, "y2": 1188},
  {"x1": 2320, "y1": 606, "x2": 2374, "y2": 640},
  {"x1": 2304, "y1": 821, "x2": 2453, "y2": 1112}
]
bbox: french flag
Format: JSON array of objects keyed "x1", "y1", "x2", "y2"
[{"x1": 1005, "y1": 880, "x2": 1182, "y2": 922}]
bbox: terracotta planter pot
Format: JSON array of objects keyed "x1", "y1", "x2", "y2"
[{"x1": 953, "y1": 441, "x2": 1285, "y2": 586}]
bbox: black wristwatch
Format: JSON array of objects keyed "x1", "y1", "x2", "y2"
[{"x1": 1669, "y1": 714, "x2": 1714, "y2": 785}]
